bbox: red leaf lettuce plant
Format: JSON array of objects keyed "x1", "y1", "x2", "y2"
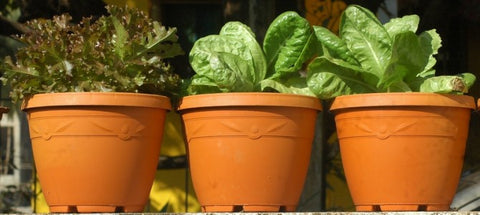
[{"x1": 1, "y1": 5, "x2": 184, "y2": 102}]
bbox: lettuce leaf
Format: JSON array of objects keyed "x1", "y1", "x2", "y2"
[
  {"x1": 263, "y1": 11, "x2": 316, "y2": 79},
  {"x1": 313, "y1": 26, "x2": 358, "y2": 65},
  {"x1": 189, "y1": 35, "x2": 256, "y2": 92},
  {"x1": 220, "y1": 22, "x2": 267, "y2": 84},
  {"x1": 381, "y1": 31, "x2": 429, "y2": 90},
  {"x1": 384, "y1": 15, "x2": 419, "y2": 36},
  {"x1": 420, "y1": 73, "x2": 476, "y2": 94},
  {"x1": 260, "y1": 78, "x2": 315, "y2": 96},
  {"x1": 307, "y1": 56, "x2": 376, "y2": 99},
  {"x1": 340, "y1": 5, "x2": 391, "y2": 87}
]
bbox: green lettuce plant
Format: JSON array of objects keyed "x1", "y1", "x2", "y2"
[
  {"x1": 185, "y1": 11, "x2": 316, "y2": 95},
  {"x1": 307, "y1": 4, "x2": 475, "y2": 99},
  {"x1": 186, "y1": 5, "x2": 474, "y2": 99},
  {"x1": 1, "y1": 5, "x2": 184, "y2": 102}
]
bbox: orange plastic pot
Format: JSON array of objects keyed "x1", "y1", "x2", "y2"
[
  {"x1": 330, "y1": 93, "x2": 475, "y2": 211},
  {"x1": 178, "y1": 93, "x2": 322, "y2": 212},
  {"x1": 22, "y1": 92, "x2": 171, "y2": 213}
]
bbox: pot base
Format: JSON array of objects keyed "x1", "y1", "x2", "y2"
[
  {"x1": 355, "y1": 204, "x2": 449, "y2": 211},
  {"x1": 202, "y1": 205, "x2": 296, "y2": 212},
  {"x1": 49, "y1": 205, "x2": 144, "y2": 213}
]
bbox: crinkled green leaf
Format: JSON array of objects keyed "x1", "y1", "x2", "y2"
[
  {"x1": 220, "y1": 22, "x2": 266, "y2": 84},
  {"x1": 383, "y1": 15, "x2": 419, "y2": 36},
  {"x1": 184, "y1": 75, "x2": 223, "y2": 95},
  {"x1": 260, "y1": 78, "x2": 315, "y2": 96},
  {"x1": 263, "y1": 11, "x2": 316, "y2": 79},
  {"x1": 189, "y1": 35, "x2": 255, "y2": 92},
  {"x1": 111, "y1": 15, "x2": 128, "y2": 60},
  {"x1": 340, "y1": 5, "x2": 391, "y2": 86},
  {"x1": 307, "y1": 56, "x2": 377, "y2": 99},
  {"x1": 403, "y1": 30, "x2": 442, "y2": 91},
  {"x1": 381, "y1": 31, "x2": 429, "y2": 91},
  {"x1": 133, "y1": 22, "x2": 183, "y2": 60},
  {"x1": 387, "y1": 81, "x2": 412, "y2": 92},
  {"x1": 313, "y1": 26, "x2": 358, "y2": 65},
  {"x1": 460, "y1": 73, "x2": 476, "y2": 89},
  {"x1": 419, "y1": 74, "x2": 475, "y2": 94},
  {"x1": 418, "y1": 29, "x2": 442, "y2": 75}
]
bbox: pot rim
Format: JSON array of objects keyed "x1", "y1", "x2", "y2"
[
  {"x1": 177, "y1": 92, "x2": 322, "y2": 111},
  {"x1": 22, "y1": 92, "x2": 171, "y2": 111},
  {"x1": 330, "y1": 92, "x2": 476, "y2": 111}
]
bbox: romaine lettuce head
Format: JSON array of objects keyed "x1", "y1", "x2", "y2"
[{"x1": 307, "y1": 4, "x2": 475, "y2": 99}]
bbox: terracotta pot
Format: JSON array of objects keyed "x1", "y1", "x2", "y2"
[
  {"x1": 22, "y1": 92, "x2": 171, "y2": 213},
  {"x1": 330, "y1": 93, "x2": 475, "y2": 211},
  {"x1": 178, "y1": 93, "x2": 322, "y2": 212}
]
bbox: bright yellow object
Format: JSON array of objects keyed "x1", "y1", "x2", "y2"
[
  {"x1": 305, "y1": 0, "x2": 346, "y2": 34},
  {"x1": 147, "y1": 168, "x2": 200, "y2": 212},
  {"x1": 31, "y1": 175, "x2": 49, "y2": 213},
  {"x1": 147, "y1": 111, "x2": 201, "y2": 212},
  {"x1": 160, "y1": 111, "x2": 187, "y2": 156}
]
